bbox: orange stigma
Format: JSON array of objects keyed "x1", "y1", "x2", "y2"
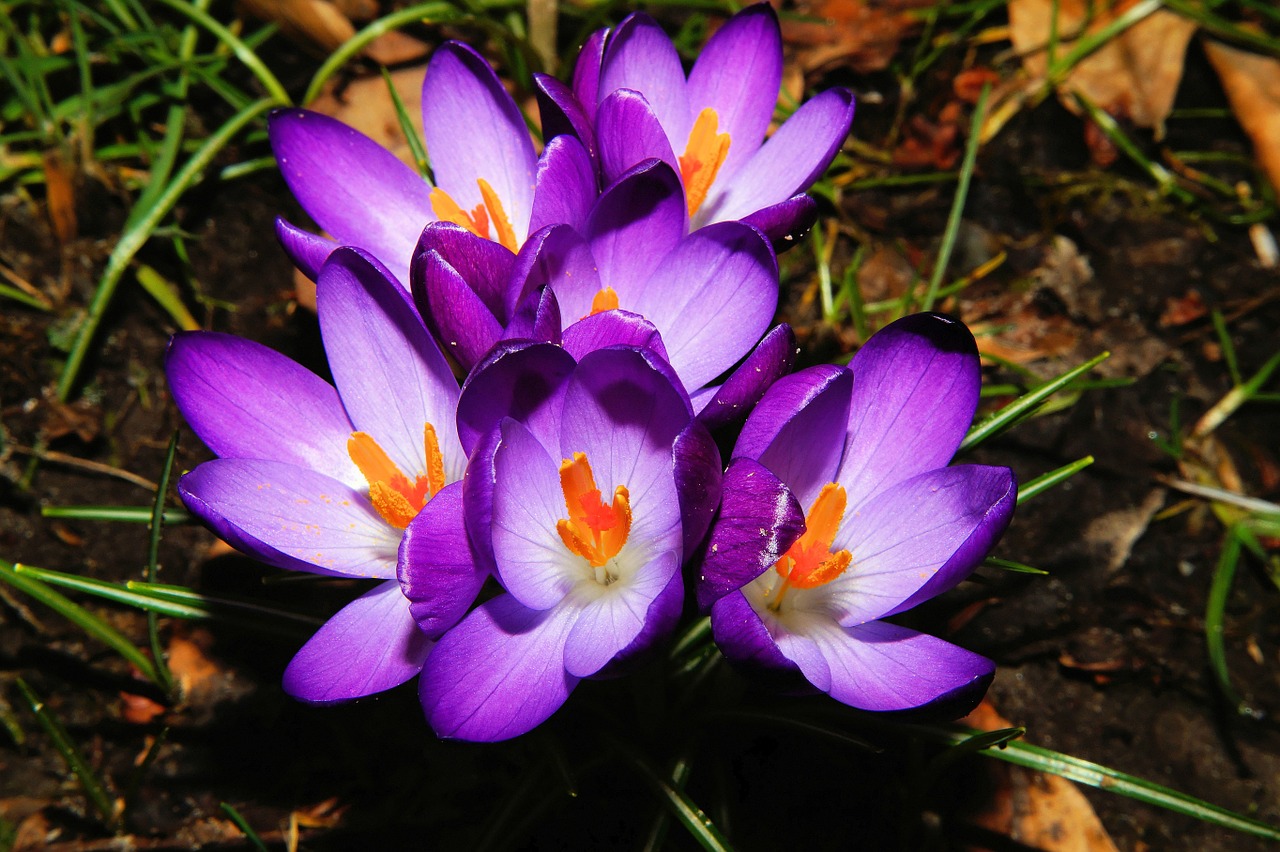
[
  {"x1": 556, "y1": 452, "x2": 631, "y2": 571},
  {"x1": 430, "y1": 178, "x2": 518, "y2": 252},
  {"x1": 347, "y1": 423, "x2": 447, "y2": 529},
  {"x1": 767, "y1": 483, "x2": 852, "y2": 609},
  {"x1": 587, "y1": 286, "x2": 619, "y2": 317},
  {"x1": 678, "y1": 107, "x2": 731, "y2": 217}
]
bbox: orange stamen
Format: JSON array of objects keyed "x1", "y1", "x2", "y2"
[
  {"x1": 678, "y1": 107, "x2": 731, "y2": 217},
  {"x1": 477, "y1": 179, "x2": 518, "y2": 253},
  {"x1": 588, "y1": 286, "x2": 619, "y2": 317},
  {"x1": 556, "y1": 452, "x2": 631, "y2": 569},
  {"x1": 768, "y1": 483, "x2": 852, "y2": 608},
  {"x1": 429, "y1": 180, "x2": 519, "y2": 253},
  {"x1": 347, "y1": 424, "x2": 445, "y2": 529}
]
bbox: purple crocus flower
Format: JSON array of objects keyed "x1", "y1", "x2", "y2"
[
  {"x1": 699, "y1": 313, "x2": 1017, "y2": 712},
  {"x1": 269, "y1": 42, "x2": 594, "y2": 287},
  {"x1": 537, "y1": 4, "x2": 855, "y2": 244},
  {"x1": 399, "y1": 345, "x2": 719, "y2": 741},
  {"x1": 413, "y1": 159, "x2": 793, "y2": 427},
  {"x1": 166, "y1": 248, "x2": 466, "y2": 703}
]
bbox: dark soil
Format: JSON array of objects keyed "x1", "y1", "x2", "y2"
[{"x1": 2, "y1": 26, "x2": 1279, "y2": 852}]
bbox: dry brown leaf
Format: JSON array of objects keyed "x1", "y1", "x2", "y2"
[
  {"x1": 1007, "y1": 0, "x2": 1196, "y2": 135},
  {"x1": 1204, "y1": 38, "x2": 1280, "y2": 199},
  {"x1": 42, "y1": 150, "x2": 77, "y2": 243},
  {"x1": 782, "y1": 0, "x2": 928, "y2": 75},
  {"x1": 239, "y1": 0, "x2": 356, "y2": 54},
  {"x1": 964, "y1": 701, "x2": 1120, "y2": 852}
]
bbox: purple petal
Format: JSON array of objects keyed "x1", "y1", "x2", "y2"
[
  {"x1": 502, "y1": 284, "x2": 562, "y2": 345},
  {"x1": 598, "y1": 564, "x2": 684, "y2": 677},
  {"x1": 317, "y1": 249, "x2": 464, "y2": 483},
  {"x1": 878, "y1": 465, "x2": 1016, "y2": 618},
  {"x1": 686, "y1": 4, "x2": 782, "y2": 183},
  {"x1": 561, "y1": 310, "x2": 669, "y2": 363},
  {"x1": 165, "y1": 332, "x2": 359, "y2": 487},
  {"x1": 630, "y1": 222, "x2": 777, "y2": 392},
  {"x1": 835, "y1": 312, "x2": 980, "y2": 509},
  {"x1": 571, "y1": 28, "x2": 608, "y2": 124},
  {"x1": 823, "y1": 465, "x2": 1015, "y2": 625},
  {"x1": 702, "y1": 88, "x2": 854, "y2": 222},
  {"x1": 413, "y1": 221, "x2": 518, "y2": 318},
  {"x1": 275, "y1": 217, "x2": 337, "y2": 283},
  {"x1": 422, "y1": 42, "x2": 537, "y2": 238},
  {"x1": 491, "y1": 419, "x2": 579, "y2": 609},
  {"x1": 534, "y1": 74, "x2": 597, "y2": 164},
  {"x1": 420, "y1": 593, "x2": 579, "y2": 741},
  {"x1": 282, "y1": 580, "x2": 431, "y2": 703},
  {"x1": 741, "y1": 194, "x2": 818, "y2": 251},
  {"x1": 599, "y1": 13, "x2": 691, "y2": 144},
  {"x1": 410, "y1": 248, "x2": 504, "y2": 371},
  {"x1": 178, "y1": 459, "x2": 399, "y2": 579},
  {"x1": 269, "y1": 109, "x2": 430, "y2": 285},
  {"x1": 528, "y1": 135, "x2": 598, "y2": 236},
  {"x1": 736, "y1": 365, "x2": 850, "y2": 509},
  {"x1": 563, "y1": 550, "x2": 679, "y2": 677},
  {"x1": 586, "y1": 160, "x2": 687, "y2": 304},
  {"x1": 397, "y1": 482, "x2": 488, "y2": 638},
  {"x1": 697, "y1": 458, "x2": 804, "y2": 610},
  {"x1": 596, "y1": 89, "x2": 679, "y2": 187},
  {"x1": 559, "y1": 349, "x2": 690, "y2": 553},
  {"x1": 457, "y1": 341, "x2": 575, "y2": 455},
  {"x1": 710, "y1": 589, "x2": 802, "y2": 676},
  {"x1": 510, "y1": 224, "x2": 600, "y2": 319},
  {"x1": 788, "y1": 619, "x2": 994, "y2": 712},
  {"x1": 461, "y1": 423, "x2": 503, "y2": 577},
  {"x1": 695, "y1": 324, "x2": 797, "y2": 431},
  {"x1": 672, "y1": 418, "x2": 723, "y2": 557}
]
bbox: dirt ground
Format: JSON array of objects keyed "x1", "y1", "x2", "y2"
[{"x1": 1, "y1": 26, "x2": 1279, "y2": 852}]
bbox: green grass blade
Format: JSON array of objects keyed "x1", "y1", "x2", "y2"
[
  {"x1": 982, "y1": 557, "x2": 1048, "y2": 575},
  {"x1": 149, "y1": 0, "x2": 289, "y2": 105},
  {"x1": 15, "y1": 678, "x2": 119, "y2": 828},
  {"x1": 57, "y1": 97, "x2": 274, "y2": 400},
  {"x1": 960, "y1": 352, "x2": 1109, "y2": 452},
  {"x1": 220, "y1": 803, "x2": 269, "y2": 852},
  {"x1": 1206, "y1": 529, "x2": 1252, "y2": 716},
  {"x1": 626, "y1": 751, "x2": 734, "y2": 852},
  {"x1": 0, "y1": 281, "x2": 52, "y2": 310},
  {"x1": 902, "y1": 722, "x2": 1280, "y2": 841},
  {"x1": 135, "y1": 264, "x2": 200, "y2": 331},
  {"x1": 0, "y1": 560, "x2": 160, "y2": 684},
  {"x1": 922, "y1": 83, "x2": 987, "y2": 311},
  {"x1": 42, "y1": 505, "x2": 192, "y2": 524},
  {"x1": 145, "y1": 432, "x2": 181, "y2": 693},
  {"x1": 1017, "y1": 456, "x2": 1095, "y2": 504},
  {"x1": 382, "y1": 66, "x2": 430, "y2": 178}
]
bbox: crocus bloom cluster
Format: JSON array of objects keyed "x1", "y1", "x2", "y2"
[{"x1": 169, "y1": 6, "x2": 1019, "y2": 744}]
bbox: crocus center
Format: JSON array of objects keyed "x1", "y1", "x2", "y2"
[
  {"x1": 429, "y1": 178, "x2": 518, "y2": 252},
  {"x1": 556, "y1": 451, "x2": 631, "y2": 581},
  {"x1": 678, "y1": 107, "x2": 731, "y2": 217},
  {"x1": 586, "y1": 286, "x2": 619, "y2": 318},
  {"x1": 765, "y1": 482, "x2": 852, "y2": 611},
  {"x1": 347, "y1": 424, "x2": 446, "y2": 530}
]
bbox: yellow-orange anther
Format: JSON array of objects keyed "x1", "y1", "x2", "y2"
[
  {"x1": 556, "y1": 452, "x2": 631, "y2": 568},
  {"x1": 771, "y1": 483, "x2": 852, "y2": 601},
  {"x1": 678, "y1": 107, "x2": 731, "y2": 217},
  {"x1": 429, "y1": 179, "x2": 519, "y2": 252},
  {"x1": 347, "y1": 424, "x2": 446, "y2": 529},
  {"x1": 589, "y1": 286, "x2": 620, "y2": 316}
]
